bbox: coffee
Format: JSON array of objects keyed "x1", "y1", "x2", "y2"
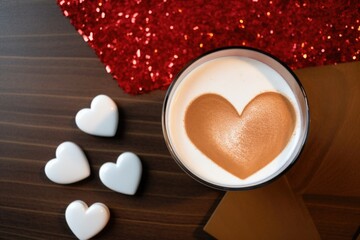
[
  {"x1": 185, "y1": 92, "x2": 296, "y2": 179},
  {"x1": 162, "y1": 48, "x2": 309, "y2": 189}
]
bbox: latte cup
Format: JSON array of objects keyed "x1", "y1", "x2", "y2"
[{"x1": 162, "y1": 47, "x2": 309, "y2": 190}]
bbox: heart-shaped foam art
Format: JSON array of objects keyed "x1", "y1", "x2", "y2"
[
  {"x1": 75, "y1": 94, "x2": 118, "y2": 137},
  {"x1": 65, "y1": 200, "x2": 110, "y2": 240},
  {"x1": 185, "y1": 92, "x2": 296, "y2": 179},
  {"x1": 45, "y1": 141, "x2": 90, "y2": 184},
  {"x1": 99, "y1": 152, "x2": 142, "y2": 195}
]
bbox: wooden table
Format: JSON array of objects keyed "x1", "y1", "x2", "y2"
[
  {"x1": 1, "y1": 1, "x2": 359, "y2": 239},
  {"x1": 0, "y1": 1, "x2": 222, "y2": 239}
]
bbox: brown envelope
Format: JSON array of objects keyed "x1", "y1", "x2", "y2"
[
  {"x1": 204, "y1": 177, "x2": 320, "y2": 240},
  {"x1": 203, "y1": 61, "x2": 360, "y2": 240}
]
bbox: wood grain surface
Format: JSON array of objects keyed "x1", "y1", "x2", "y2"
[
  {"x1": 0, "y1": 1, "x2": 222, "y2": 239},
  {"x1": 0, "y1": 1, "x2": 359, "y2": 239}
]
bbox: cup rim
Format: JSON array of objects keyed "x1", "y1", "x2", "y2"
[{"x1": 161, "y1": 46, "x2": 310, "y2": 191}]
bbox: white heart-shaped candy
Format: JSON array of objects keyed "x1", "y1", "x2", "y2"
[
  {"x1": 65, "y1": 200, "x2": 110, "y2": 240},
  {"x1": 75, "y1": 94, "x2": 118, "y2": 137},
  {"x1": 45, "y1": 142, "x2": 90, "y2": 184},
  {"x1": 99, "y1": 152, "x2": 142, "y2": 195}
]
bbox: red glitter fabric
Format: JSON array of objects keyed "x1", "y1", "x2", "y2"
[{"x1": 57, "y1": 0, "x2": 359, "y2": 94}]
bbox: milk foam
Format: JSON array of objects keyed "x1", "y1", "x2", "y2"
[{"x1": 165, "y1": 54, "x2": 306, "y2": 188}]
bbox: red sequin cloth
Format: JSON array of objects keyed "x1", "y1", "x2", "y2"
[{"x1": 57, "y1": 0, "x2": 359, "y2": 94}]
